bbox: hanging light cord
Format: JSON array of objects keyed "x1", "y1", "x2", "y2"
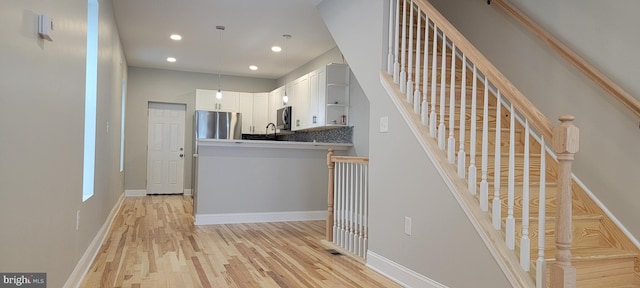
[
  {"x1": 283, "y1": 34, "x2": 291, "y2": 104},
  {"x1": 216, "y1": 26, "x2": 225, "y2": 97}
]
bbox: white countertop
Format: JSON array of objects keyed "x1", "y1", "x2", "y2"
[{"x1": 196, "y1": 139, "x2": 352, "y2": 150}]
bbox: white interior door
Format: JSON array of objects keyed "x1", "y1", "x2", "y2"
[{"x1": 147, "y1": 102, "x2": 186, "y2": 194}]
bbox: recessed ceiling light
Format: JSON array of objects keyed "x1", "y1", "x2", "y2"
[
  {"x1": 170, "y1": 34, "x2": 182, "y2": 41},
  {"x1": 249, "y1": 65, "x2": 258, "y2": 71},
  {"x1": 166, "y1": 57, "x2": 177, "y2": 62},
  {"x1": 271, "y1": 46, "x2": 282, "y2": 52}
]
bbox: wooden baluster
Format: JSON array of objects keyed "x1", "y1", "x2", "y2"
[
  {"x1": 551, "y1": 115, "x2": 578, "y2": 288},
  {"x1": 343, "y1": 162, "x2": 348, "y2": 248},
  {"x1": 413, "y1": 7, "x2": 422, "y2": 112},
  {"x1": 406, "y1": 0, "x2": 414, "y2": 99},
  {"x1": 327, "y1": 149, "x2": 335, "y2": 242},
  {"x1": 400, "y1": 0, "x2": 407, "y2": 92},
  {"x1": 335, "y1": 161, "x2": 341, "y2": 245},
  {"x1": 359, "y1": 163, "x2": 365, "y2": 257},
  {"x1": 387, "y1": 0, "x2": 395, "y2": 75},
  {"x1": 480, "y1": 76, "x2": 489, "y2": 212},
  {"x1": 438, "y1": 33, "x2": 447, "y2": 150},
  {"x1": 520, "y1": 119, "x2": 530, "y2": 271},
  {"x1": 468, "y1": 65, "x2": 478, "y2": 195},
  {"x1": 447, "y1": 44, "x2": 456, "y2": 163},
  {"x1": 393, "y1": 0, "x2": 400, "y2": 83},
  {"x1": 506, "y1": 103, "x2": 516, "y2": 250},
  {"x1": 348, "y1": 163, "x2": 354, "y2": 252},
  {"x1": 353, "y1": 163, "x2": 362, "y2": 255},
  {"x1": 492, "y1": 91, "x2": 502, "y2": 229},
  {"x1": 429, "y1": 26, "x2": 438, "y2": 137},
  {"x1": 457, "y1": 55, "x2": 466, "y2": 179},
  {"x1": 421, "y1": 14, "x2": 430, "y2": 125},
  {"x1": 363, "y1": 164, "x2": 369, "y2": 257},
  {"x1": 536, "y1": 136, "x2": 547, "y2": 288},
  {"x1": 340, "y1": 162, "x2": 346, "y2": 247}
]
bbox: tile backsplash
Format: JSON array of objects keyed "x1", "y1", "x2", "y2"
[{"x1": 278, "y1": 126, "x2": 352, "y2": 143}]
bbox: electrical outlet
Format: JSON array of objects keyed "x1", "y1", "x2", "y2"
[
  {"x1": 404, "y1": 216, "x2": 412, "y2": 236},
  {"x1": 380, "y1": 116, "x2": 389, "y2": 133},
  {"x1": 76, "y1": 210, "x2": 80, "y2": 231}
]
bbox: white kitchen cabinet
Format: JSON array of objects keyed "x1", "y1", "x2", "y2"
[
  {"x1": 239, "y1": 92, "x2": 269, "y2": 134},
  {"x1": 304, "y1": 64, "x2": 350, "y2": 129},
  {"x1": 252, "y1": 93, "x2": 269, "y2": 134},
  {"x1": 323, "y1": 64, "x2": 350, "y2": 127},
  {"x1": 239, "y1": 92, "x2": 254, "y2": 134},
  {"x1": 268, "y1": 86, "x2": 284, "y2": 130},
  {"x1": 291, "y1": 74, "x2": 309, "y2": 131},
  {"x1": 195, "y1": 89, "x2": 240, "y2": 112}
]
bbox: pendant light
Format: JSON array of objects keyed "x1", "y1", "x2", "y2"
[
  {"x1": 216, "y1": 25, "x2": 225, "y2": 99},
  {"x1": 282, "y1": 34, "x2": 291, "y2": 105}
]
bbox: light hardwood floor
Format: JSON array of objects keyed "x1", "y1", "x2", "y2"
[{"x1": 81, "y1": 195, "x2": 400, "y2": 288}]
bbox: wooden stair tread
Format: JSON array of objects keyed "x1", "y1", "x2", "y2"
[
  {"x1": 544, "y1": 247, "x2": 638, "y2": 262},
  {"x1": 512, "y1": 214, "x2": 603, "y2": 222}
]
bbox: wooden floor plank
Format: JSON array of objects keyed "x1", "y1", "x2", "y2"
[{"x1": 81, "y1": 195, "x2": 400, "y2": 288}]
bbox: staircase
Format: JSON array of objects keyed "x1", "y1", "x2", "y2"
[{"x1": 382, "y1": 0, "x2": 640, "y2": 287}]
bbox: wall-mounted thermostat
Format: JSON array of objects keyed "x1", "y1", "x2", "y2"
[{"x1": 38, "y1": 14, "x2": 54, "y2": 41}]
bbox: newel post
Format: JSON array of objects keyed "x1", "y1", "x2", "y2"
[
  {"x1": 326, "y1": 149, "x2": 335, "y2": 242},
  {"x1": 551, "y1": 115, "x2": 579, "y2": 288}
]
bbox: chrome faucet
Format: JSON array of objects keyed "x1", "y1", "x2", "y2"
[{"x1": 266, "y1": 122, "x2": 277, "y2": 139}]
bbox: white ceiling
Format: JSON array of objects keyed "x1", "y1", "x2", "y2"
[{"x1": 112, "y1": 0, "x2": 335, "y2": 79}]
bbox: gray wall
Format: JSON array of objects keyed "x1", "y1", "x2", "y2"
[
  {"x1": 318, "y1": 0, "x2": 511, "y2": 287},
  {"x1": 124, "y1": 67, "x2": 277, "y2": 190},
  {"x1": 429, "y1": 0, "x2": 640, "y2": 241},
  {"x1": 0, "y1": 0, "x2": 126, "y2": 287}
]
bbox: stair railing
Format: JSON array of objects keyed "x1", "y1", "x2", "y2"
[
  {"x1": 326, "y1": 149, "x2": 369, "y2": 259},
  {"x1": 383, "y1": 0, "x2": 580, "y2": 287}
]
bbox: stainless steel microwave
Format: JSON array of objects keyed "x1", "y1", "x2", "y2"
[{"x1": 276, "y1": 106, "x2": 292, "y2": 130}]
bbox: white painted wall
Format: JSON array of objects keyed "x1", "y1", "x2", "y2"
[
  {"x1": 0, "y1": 0, "x2": 126, "y2": 286},
  {"x1": 318, "y1": 0, "x2": 511, "y2": 286},
  {"x1": 429, "y1": 0, "x2": 640, "y2": 241}
]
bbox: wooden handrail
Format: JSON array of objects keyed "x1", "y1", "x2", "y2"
[
  {"x1": 330, "y1": 156, "x2": 370, "y2": 164},
  {"x1": 491, "y1": 0, "x2": 640, "y2": 119},
  {"x1": 414, "y1": 0, "x2": 554, "y2": 141}
]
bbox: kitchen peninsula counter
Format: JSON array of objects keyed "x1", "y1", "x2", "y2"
[
  {"x1": 193, "y1": 139, "x2": 351, "y2": 225},
  {"x1": 196, "y1": 138, "x2": 352, "y2": 150}
]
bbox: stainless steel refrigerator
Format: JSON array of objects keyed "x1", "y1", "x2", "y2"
[
  {"x1": 192, "y1": 110, "x2": 242, "y2": 214},
  {"x1": 194, "y1": 110, "x2": 242, "y2": 142}
]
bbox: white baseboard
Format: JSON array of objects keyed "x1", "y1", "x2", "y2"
[
  {"x1": 125, "y1": 189, "x2": 147, "y2": 197},
  {"x1": 366, "y1": 251, "x2": 448, "y2": 288},
  {"x1": 195, "y1": 210, "x2": 325, "y2": 225},
  {"x1": 183, "y1": 189, "x2": 192, "y2": 196},
  {"x1": 63, "y1": 192, "x2": 125, "y2": 288}
]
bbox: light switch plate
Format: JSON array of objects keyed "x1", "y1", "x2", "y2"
[
  {"x1": 379, "y1": 116, "x2": 389, "y2": 133},
  {"x1": 404, "y1": 216, "x2": 412, "y2": 236}
]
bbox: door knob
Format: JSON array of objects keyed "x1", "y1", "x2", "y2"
[{"x1": 179, "y1": 154, "x2": 184, "y2": 158}]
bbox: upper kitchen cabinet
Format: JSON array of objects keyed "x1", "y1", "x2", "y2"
[
  {"x1": 268, "y1": 86, "x2": 285, "y2": 131},
  {"x1": 293, "y1": 63, "x2": 350, "y2": 130},
  {"x1": 291, "y1": 74, "x2": 309, "y2": 131},
  {"x1": 240, "y1": 92, "x2": 269, "y2": 134},
  {"x1": 195, "y1": 89, "x2": 240, "y2": 112},
  {"x1": 323, "y1": 63, "x2": 350, "y2": 127}
]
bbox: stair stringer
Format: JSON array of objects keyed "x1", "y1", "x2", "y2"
[{"x1": 380, "y1": 71, "x2": 535, "y2": 288}]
